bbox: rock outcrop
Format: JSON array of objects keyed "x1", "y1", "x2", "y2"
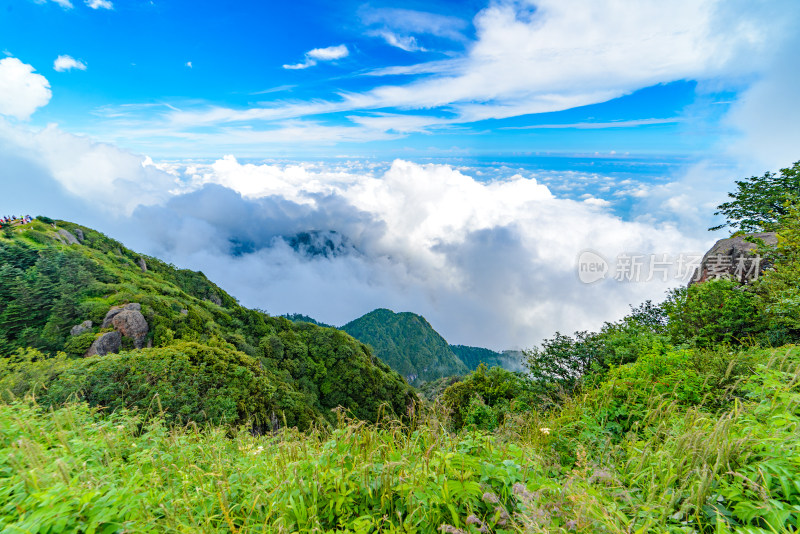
[
  {"x1": 101, "y1": 303, "x2": 142, "y2": 327},
  {"x1": 112, "y1": 310, "x2": 149, "y2": 348},
  {"x1": 690, "y1": 232, "x2": 777, "y2": 286},
  {"x1": 137, "y1": 258, "x2": 147, "y2": 272},
  {"x1": 74, "y1": 228, "x2": 85, "y2": 242},
  {"x1": 86, "y1": 331, "x2": 122, "y2": 357},
  {"x1": 57, "y1": 229, "x2": 80, "y2": 245},
  {"x1": 70, "y1": 320, "x2": 93, "y2": 336},
  {"x1": 101, "y1": 303, "x2": 149, "y2": 349}
]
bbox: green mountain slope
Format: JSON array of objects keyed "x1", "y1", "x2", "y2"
[
  {"x1": 449, "y1": 345, "x2": 525, "y2": 372},
  {"x1": 0, "y1": 219, "x2": 416, "y2": 428},
  {"x1": 341, "y1": 308, "x2": 468, "y2": 384}
]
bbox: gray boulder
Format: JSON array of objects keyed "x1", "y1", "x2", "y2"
[
  {"x1": 57, "y1": 229, "x2": 80, "y2": 245},
  {"x1": 137, "y1": 257, "x2": 147, "y2": 272},
  {"x1": 101, "y1": 303, "x2": 142, "y2": 328},
  {"x1": 86, "y1": 331, "x2": 121, "y2": 357},
  {"x1": 690, "y1": 232, "x2": 777, "y2": 286},
  {"x1": 112, "y1": 310, "x2": 149, "y2": 349},
  {"x1": 70, "y1": 320, "x2": 93, "y2": 336},
  {"x1": 74, "y1": 228, "x2": 85, "y2": 242}
]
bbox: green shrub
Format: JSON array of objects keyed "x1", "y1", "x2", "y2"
[
  {"x1": 0, "y1": 348, "x2": 70, "y2": 401},
  {"x1": 62, "y1": 331, "x2": 96, "y2": 357},
  {"x1": 44, "y1": 341, "x2": 318, "y2": 430},
  {"x1": 442, "y1": 364, "x2": 533, "y2": 430},
  {"x1": 664, "y1": 279, "x2": 763, "y2": 347}
]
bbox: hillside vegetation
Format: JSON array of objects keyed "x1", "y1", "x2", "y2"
[
  {"x1": 0, "y1": 220, "x2": 415, "y2": 428},
  {"x1": 451, "y1": 345, "x2": 525, "y2": 372},
  {"x1": 342, "y1": 308, "x2": 469, "y2": 384},
  {"x1": 2, "y1": 162, "x2": 800, "y2": 532}
]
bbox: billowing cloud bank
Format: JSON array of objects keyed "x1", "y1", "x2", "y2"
[
  {"x1": 140, "y1": 158, "x2": 711, "y2": 349},
  {"x1": 1, "y1": 111, "x2": 708, "y2": 349}
]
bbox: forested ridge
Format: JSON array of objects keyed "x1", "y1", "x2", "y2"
[
  {"x1": 0, "y1": 219, "x2": 415, "y2": 429},
  {"x1": 341, "y1": 308, "x2": 469, "y2": 385}
]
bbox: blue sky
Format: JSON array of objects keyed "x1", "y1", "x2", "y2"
[
  {"x1": 1, "y1": 0, "x2": 768, "y2": 161},
  {"x1": 1, "y1": 0, "x2": 799, "y2": 349}
]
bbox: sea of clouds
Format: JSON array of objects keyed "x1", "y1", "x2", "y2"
[
  {"x1": 2, "y1": 0, "x2": 799, "y2": 349},
  {"x1": 1, "y1": 126, "x2": 711, "y2": 349}
]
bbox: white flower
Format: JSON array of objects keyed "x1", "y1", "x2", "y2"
[{"x1": 539, "y1": 427, "x2": 551, "y2": 435}]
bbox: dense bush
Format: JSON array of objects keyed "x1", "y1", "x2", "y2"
[
  {"x1": 753, "y1": 206, "x2": 800, "y2": 343},
  {"x1": 523, "y1": 301, "x2": 670, "y2": 402},
  {"x1": 442, "y1": 364, "x2": 534, "y2": 430},
  {"x1": 663, "y1": 279, "x2": 763, "y2": 347}
]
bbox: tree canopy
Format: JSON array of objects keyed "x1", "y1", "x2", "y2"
[{"x1": 710, "y1": 161, "x2": 800, "y2": 232}]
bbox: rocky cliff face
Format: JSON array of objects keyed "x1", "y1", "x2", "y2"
[{"x1": 690, "y1": 232, "x2": 777, "y2": 286}]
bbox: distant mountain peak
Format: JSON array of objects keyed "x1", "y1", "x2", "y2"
[{"x1": 341, "y1": 308, "x2": 467, "y2": 385}]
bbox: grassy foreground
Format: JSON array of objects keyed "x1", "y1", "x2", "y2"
[{"x1": 2, "y1": 346, "x2": 799, "y2": 533}]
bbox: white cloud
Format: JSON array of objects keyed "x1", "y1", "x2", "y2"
[
  {"x1": 0, "y1": 115, "x2": 709, "y2": 348},
  {"x1": 129, "y1": 158, "x2": 707, "y2": 349},
  {"x1": 53, "y1": 55, "x2": 87, "y2": 72},
  {"x1": 348, "y1": 0, "x2": 766, "y2": 122},
  {"x1": 35, "y1": 0, "x2": 73, "y2": 9},
  {"x1": 629, "y1": 3, "x2": 800, "y2": 235},
  {"x1": 0, "y1": 120, "x2": 180, "y2": 215},
  {"x1": 283, "y1": 44, "x2": 349, "y2": 70},
  {"x1": 307, "y1": 45, "x2": 349, "y2": 61},
  {"x1": 85, "y1": 0, "x2": 113, "y2": 8},
  {"x1": 0, "y1": 58, "x2": 52, "y2": 120},
  {"x1": 360, "y1": 7, "x2": 467, "y2": 42},
  {"x1": 503, "y1": 118, "x2": 682, "y2": 130},
  {"x1": 185, "y1": 61, "x2": 192, "y2": 68},
  {"x1": 137, "y1": 0, "x2": 791, "y2": 146},
  {"x1": 370, "y1": 31, "x2": 425, "y2": 52},
  {"x1": 722, "y1": 10, "x2": 800, "y2": 172}
]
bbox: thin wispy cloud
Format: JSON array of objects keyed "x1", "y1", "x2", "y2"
[
  {"x1": 360, "y1": 7, "x2": 467, "y2": 41},
  {"x1": 503, "y1": 118, "x2": 682, "y2": 130},
  {"x1": 249, "y1": 84, "x2": 296, "y2": 95},
  {"x1": 85, "y1": 0, "x2": 113, "y2": 9},
  {"x1": 368, "y1": 30, "x2": 426, "y2": 52},
  {"x1": 94, "y1": 0, "x2": 790, "y2": 151},
  {"x1": 35, "y1": 0, "x2": 74, "y2": 9},
  {"x1": 283, "y1": 44, "x2": 349, "y2": 70}
]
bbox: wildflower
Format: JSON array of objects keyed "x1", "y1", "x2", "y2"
[
  {"x1": 250, "y1": 446, "x2": 264, "y2": 455},
  {"x1": 539, "y1": 427, "x2": 551, "y2": 435},
  {"x1": 495, "y1": 506, "x2": 510, "y2": 526},
  {"x1": 466, "y1": 515, "x2": 488, "y2": 533},
  {"x1": 482, "y1": 492, "x2": 499, "y2": 504}
]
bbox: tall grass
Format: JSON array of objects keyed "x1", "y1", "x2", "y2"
[{"x1": 1, "y1": 346, "x2": 799, "y2": 533}]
